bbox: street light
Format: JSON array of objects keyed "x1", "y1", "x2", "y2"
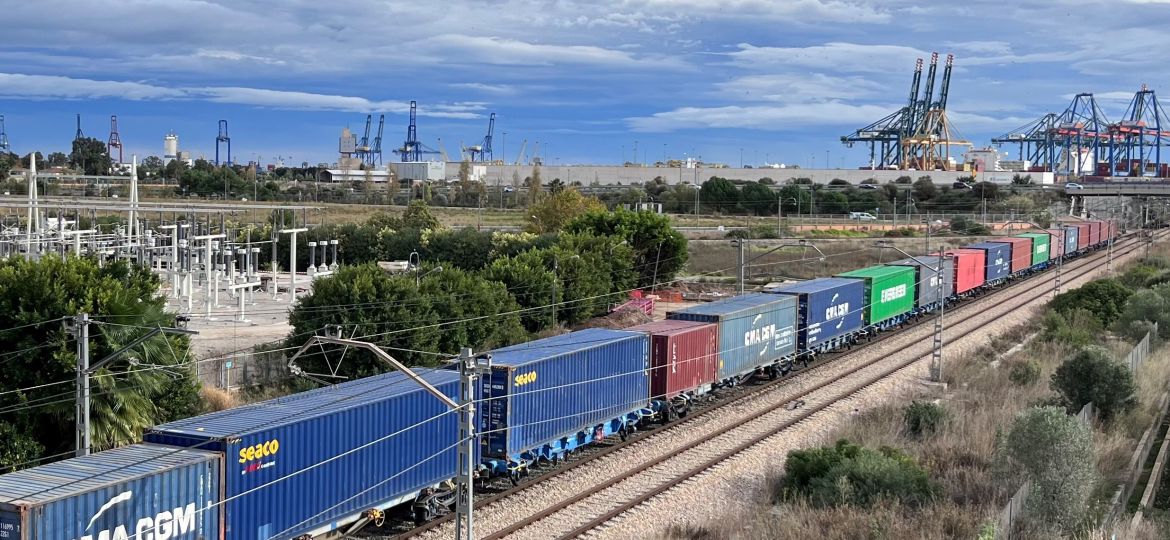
[
  {"x1": 875, "y1": 240, "x2": 951, "y2": 383},
  {"x1": 778, "y1": 196, "x2": 799, "y2": 236}
]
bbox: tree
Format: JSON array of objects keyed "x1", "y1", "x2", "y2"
[
  {"x1": 700, "y1": 177, "x2": 739, "y2": 213},
  {"x1": 739, "y1": 182, "x2": 776, "y2": 215},
  {"x1": 644, "y1": 176, "x2": 668, "y2": 198},
  {"x1": 1050, "y1": 346, "x2": 1138, "y2": 422},
  {"x1": 483, "y1": 250, "x2": 558, "y2": 332},
  {"x1": 1114, "y1": 285, "x2": 1170, "y2": 340},
  {"x1": 528, "y1": 164, "x2": 543, "y2": 206},
  {"x1": 419, "y1": 267, "x2": 526, "y2": 353},
  {"x1": 421, "y1": 227, "x2": 494, "y2": 270},
  {"x1": 828, "y1": 178, "x2": 850, "y2": 187},
  {"x1": 972, "y1": 181, "x2": 999, "y2": 201},
  {"x1": 566, "y1": 209, "x2": 688, "y2": 288},
  {"x1": 527, "y1": 189, "x2": 606, "y2": 234},
  {"x1": 813, "y1": 191, "x2": 849, "y2": 214},
  {"x1": 45, "y1": 152, "x2": 68, "y2": 167},
  {"x1": 995, "y1": 407, "x2": 1095, "y2": 533},
  {"x1": 402, "y1": 200, "x2": 442, "y2": 230},
  {"x1": 776, "y1": 185, "x2": 810, "y2": 215},
  {"x1": 70, "y1": 137, "x2": 112, "y2": 175},
  {"x1": 0, "y1": 256, "x2": 201, "y2": 465},
  {"x1": 1050, "y1": 278, "x2": 1132, "y2": 327},
  {"x1": 140, "y1": 155, "x2": 165, "y2": 176},
  {"x1": 1011, "y1": 174, "x2": 1034, "y2": 185},
  {"x1": 912, "y1": 176, "x2": 937, "y2": 201}
]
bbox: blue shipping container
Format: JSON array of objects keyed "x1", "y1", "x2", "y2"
[
  {"x1": 668, "y1": 293, "x2": 798, "y2": 380},
  {"x1": 483, "y1": 328, "x2": 649, "y2": 459},
  {"x1": 146, "y1": 370, "x2": 469, "y2": 540},
  {"x1": 765, "y1": 278, "x2": 864, "y2": 352},
  {"x1": 965, "y1": 242, "x2": 1012, "y2": 281},
  {"x1": 0, "y1": 444, "x2": 220, "y2": 540},
  {"x1": 1063, "y1": 226, "x2": 1079, "y2": 254}
]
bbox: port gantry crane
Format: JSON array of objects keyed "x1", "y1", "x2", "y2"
[
  {"x1": 1105, "y1": 86, "x2": 1170, "y2": 177},
  {"x1": 993, "y1": 93, "x2": 1113, "y2": 178},
  {"x1": 393, "y1": 101, "x2": 441, "y2": 162},
  {"x1": 464, "y1": 113, "x2": 496, "y2": 162},
  {"x1": 841, "y1": 53, "x2": 969, "y2": 171}
]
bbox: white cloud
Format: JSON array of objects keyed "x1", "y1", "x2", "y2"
[
  {"x1": 727, "y1": 43, "x2": 929, "y2": 73},
  {"x1": 450, "y1": 83, "x2": 517, "y2": 95},
  {"x1": 626, "y1": 101, "x2": 897, "y2": 132},
  {"x1": 0, "y1": 73, "x2": 186, "y2": 100},
  {"x1": 714, "y1": 73, "x2": 888, "y2": 102},
  {"x1": 412, "y1": 34, "x2": 683, "y2": 69}
]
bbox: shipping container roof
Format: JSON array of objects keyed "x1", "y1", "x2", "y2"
[
  {"x1": 836, "y1": 265, "x2": 915, "y2": 279},
  {"x1": 0, "y1": 443, "x2": 218, "y2": 505},
  {"x1": 965, "y1": 242, "x2": 1013, "y2": 250},
  {"x1": 626, "y1": 319, "x2": 713, "y2": 335},
  {"x1": 1014, "y1": 232, "x2": 1050, "y2": 240},
  {"x1": 764, "y1": 277, "x2": 862, "y2": 295},
  {"x1": 148, "y1": 370, "x2": 460, "y2": 439},
  {"x1": 488, "y1": 328, "x2": 645, "y2": 368},
  {"x1": 887, "y1": 256, "x2": 945, "y2": 268},
  {"x1": 667, "y1": 293, "x2": 795, "y2": 317}
]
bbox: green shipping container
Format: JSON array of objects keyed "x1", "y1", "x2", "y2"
[
  {"x1": 835, "y1": 265, "x2": 916, "y2": 325},
  {"x1": 1016, "y1": 233, "x2": 1051, "y2": 266}
]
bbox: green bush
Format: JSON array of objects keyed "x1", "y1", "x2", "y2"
[
  {"x1": 948, "y1": 215, "x2": 990, "y2": 235},
  {"x1": 1040, "y1": 308, "x2": 1103, "y2": 347},
  {"x1": 778, "y1": 439, "x2": 937, "y2": 508},
  {"x1": 1009, "y1": 360, "x2": 1042, "y2": 386},
  {"x1": 1050, "y1": 279, "x2": 1133, "y2": 328},
  {"x1": 903, "y1": 401, "x2": 948, "y2": 437},
  {"x1": 1050, "y1": 346, "x2": 1137, "y2": 422},
  {"x1": 883, "y1": 228, "x2": 920, "y2": 238}
]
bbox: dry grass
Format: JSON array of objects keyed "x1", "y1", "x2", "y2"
[{"x1": 199, "y1": 385, "x2": 238, "y2": 412}]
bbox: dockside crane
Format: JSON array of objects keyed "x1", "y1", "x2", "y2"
[
  {"x1": 992, "y1": 113, "x2": 1059, "y2": 167},
  {"x1": 107, "y1": 115, "x2": 123, "y2": 164},
  {"x1": 216, "y1": 120, "x2": 232, "y2": 166},
  {"x1": 1106, "y1": 86, "x2": 1170, "y2": 177},
  {"x1": 370, "y1": 114, "x2": 385, "y2": 166},
  {"x1": 393, "y1": 101, "x2": 441, "y2": 162},
  {"x1": 1, "y1": 115, "x2": 12, "y2": 152},
  {"x1": 355, "y1": 114, "x2": 373, "y2": 164},
  {"x1": 74, "y1": 114, "x2": 84, "y2": 143},
  {"x1": 1052, "y1": 93, "x2": 1111, "y2": 177},
  {"x1": 514, "y1": 139, "x2": 527, "y2": 165},
  {"x1": 465, "y1": 113, "x2": 496, "y2": 162}
]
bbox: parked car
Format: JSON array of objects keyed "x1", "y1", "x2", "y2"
[
  {"x1": 849, "y1": 212, "x2": 877, "y2": 220},
  {"x1": 1065, "y1": 182, "x2": 1083, "y2": 190},
  {"x1": 859, "y1": 183, "x2": 880, "y2": 190},
  {"x1": 952, "y1": 181, "x2": 973, "y2": 190}
]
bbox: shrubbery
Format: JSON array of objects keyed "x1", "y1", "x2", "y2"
[
  {"x1": 1050, "y1": 278, "x2": 1132, "y2": 327},
  {"x1": 778, "y1": 439, "x2": 937, "y2": 508},
  {"x1": 903, "y1": 401, "x2": 948, "y2": 437},
  {"x1": 1008, "y1": 360, "x2": 1042, "y2": 386},
  {"x1": 1050, "y1": 346, "x2": 1137, "y2": 422}
]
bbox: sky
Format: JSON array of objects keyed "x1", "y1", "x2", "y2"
[{"x1": 1, "y1": 0, "x2": 1169, "y2": 169}]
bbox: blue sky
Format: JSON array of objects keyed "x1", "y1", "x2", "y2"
[{"x1": 2, "y1": 0, "x2": 1168, "y2": 168}]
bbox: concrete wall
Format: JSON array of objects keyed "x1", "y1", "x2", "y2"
[{"x1": 442, "y1": 163, "x2": 982, "y2": 186}]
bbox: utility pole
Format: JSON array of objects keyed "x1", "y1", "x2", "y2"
[
  {"x1": 876, "y1": 242, "x2": 949, "y2": 382},
  {"x1": 72, "y1": 314, "x2": 196, "y2": 456}
]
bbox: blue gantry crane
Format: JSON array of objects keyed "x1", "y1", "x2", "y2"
[
  {"x1": 1106, "y1": 86, "x2": 1170, "y2": 177},
  {"x1": 991, "y1": 113, "x2": 1059, "y2": 168},
  {"x1": 107, "y1": 115, "x2": 123, "y2": 164},
  {"x1": 0, "y1": 115, "x2": 9, "y2": 152},
  {"x1": 370, "y1": 114, "x2": 385, "y2": 166},
  {"x1": 394, "y1": 101, "x2": 440, "y2": 162},
  {"x1": 355, "y1": 114, "x2": 373, "y2": 164},
  {"x1": 465, "y1": 113, "x2": 496, "y2": 162},
  {"x1": 216, "y1": 120, "x2": 232, "y2": 166}
]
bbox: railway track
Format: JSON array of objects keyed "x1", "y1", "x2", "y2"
[{"x1": 387, "y1": 232, "x2": 1157, "y2": 540}]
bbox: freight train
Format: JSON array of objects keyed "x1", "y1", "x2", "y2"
[{"x1": 0, "y1": 220, "x2": 1119, "y2": 540}]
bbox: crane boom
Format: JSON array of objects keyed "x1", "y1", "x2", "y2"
[{"x1": 514, "y1": 139, "x2": 527, "y2": 165}]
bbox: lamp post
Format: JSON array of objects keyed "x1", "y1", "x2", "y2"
[
  {"x1": 876, "y1": 241, "x2": 950, "y2": 382},
  {"x1": 778, "y1": 196, "x2": 798, "y2": 236}
]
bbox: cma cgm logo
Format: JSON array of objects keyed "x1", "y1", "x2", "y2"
[
  {"x1": 744, "y1": 324, "x2": 776, "y2": 350},
  {"x1": 824, "y1": 303, "x2": 850, "y2": 320},
  {"x1": 239, "y1": 439, "x2": 280, "y2": 475},
  {"x1": 880, "y1": 284, "x2": 907, "y2": 303},
  {"x1": 994, "y1": 257, "x2": 1005, "y2": 268},
  {"x1": 1038, "y1": 245, "x2": 1047, "y2": 253},
  {"x1": 77, "y1": 491, "x2": 196, "y2": 540}
]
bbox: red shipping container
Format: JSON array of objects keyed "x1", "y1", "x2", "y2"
[
  {"x1": 990, "y1": 237, "x2": 1033, "y2": 273},
  {"x1": 1076, "y1": 223, "x2": 1091, "y2": 249},
  {"x1": 1045, "y1": 229, "x2": 1065, "y2": 258},
  {"x1": 626, "y1": 320, "x2": 718, "y2": 401},
  {"x1": 943, "y1": 249, "x2": 986, "y2": 293},
  {"x1": 1089, "y1": 221, "x2": 1101, "y2": 245}
]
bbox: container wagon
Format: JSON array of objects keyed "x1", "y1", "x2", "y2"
[
  {"x1": 0, "y1": 444, "x2": 221, "y2": 540},
  {"x1": 886, "y1": 256, "x2": 954, "y2": 313},
  {"x1": 965, "y1": 242, "x2": 1012, "y2": 284},
  {"x1": 1075, "y1": 223, "x2": 1091, "y2": 250},
  {"x1": 1088, "y1": 221, "x2": 1102, "y2": 246},
  {"x1": 942, "y1": 249, "x2": 986, "y2": 294},
  {"x1": 146, "y1": 370, "x2": 473, "y2": 536},
  {"x1": 835, "y1": 266, "x2": 916, "y2": 330},
  {"x1": 764, "y1": 278, "x2": 865, "y2": 356},
  {"x1": 668, "y1": 293, "x2": 798, "y2": 380},
  {"x1": 1045, "y1": 229, "x2": 1066, "y2": 259},
  {"x1": 990, "y1": 237, "x2": 1032, "y2": 274},
  {"x1": 626, "y1": 320, "x2": 718, "y2": 417},
  {"x1": 1016, "y1": 232, "x2": 1051, "y2": 268},
  {"x1": 476, "y1": 329, "x2": 650, "y2": 470}
]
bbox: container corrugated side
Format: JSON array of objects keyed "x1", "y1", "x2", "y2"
[
  {"x1": 765, "y1": 278, "x2": 865, "y2": 351},
  {"x1": 0, "y1": 444, "x2": 221, "y2": 540},
  {"x1": 1076, "y1": 223, "x2": 1091, "y2": 249},
  {"x1": 887, "y1": 256, "x2": 955, "y2": 307},
  {"x1": 835, "y1": 266, "x2": 916, "y2": 325},
  {"x1": 1045, "y1": 229, "x2": 1065, "y2": 258},
  {"x1": 1089, "y1": 221, "x2": 1102, "y2": 245},
  {"x1": 965, "y1": 242, "x2": 1012, "y2": 281},
  {"x1": 627, "y1": 320, "x2": 718, "y2": 400},
  {"x1": 944, "y1": 249, "x2": 986, "y2": 293},
  {"x1": 668, "y1": 293, "x2": 797, "y2": 380},
  {"x1": 146, "y1": 370, "x2": 468, "y2": 540},
  {"x1": 989, "y1": 237, "x2": 1031, "y2": 273},
  {"x1": 1016, "y1": 233, "x2": 1051, "y2": 265},
  {"x1": 1063, "y1": 226, "x2": 1080, "y2": 253},
  {"x1": 482, "y1": 328, "x2": 648, "y2": 458}
]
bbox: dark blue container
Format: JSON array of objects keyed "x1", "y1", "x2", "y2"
[
  {"x1": 887, "y1": 256, "x2": 956, "y2": 307},
  {"x1": 0, "y1": 444, "x2": 221, "y2": 540},
  {"x1": 1064, "y1": 226, "x2": 1080, "y2": 254},
  {"x1": 765, "y1": 278, "x2": 864, "y2": 352},
  {"x1": 965, "y1": 242, "x2": 1012, "y2": 281},
  {"x1": 668, "y1": 293, "x2": 798, "y2": 380},
  {"x1": 146, "y1": 369, "x2": 469, "y2": 540},
  {"x1": 482, "y1": 328, "x2": 649, "y2": 460}
]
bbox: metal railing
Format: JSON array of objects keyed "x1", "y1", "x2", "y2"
[
  {"x1": 1125, "y1": 323, "x2": 1156, "y2": 372},
  {"x1": 997, "y1": 480, "x2": 1032, "y2": 540}
]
